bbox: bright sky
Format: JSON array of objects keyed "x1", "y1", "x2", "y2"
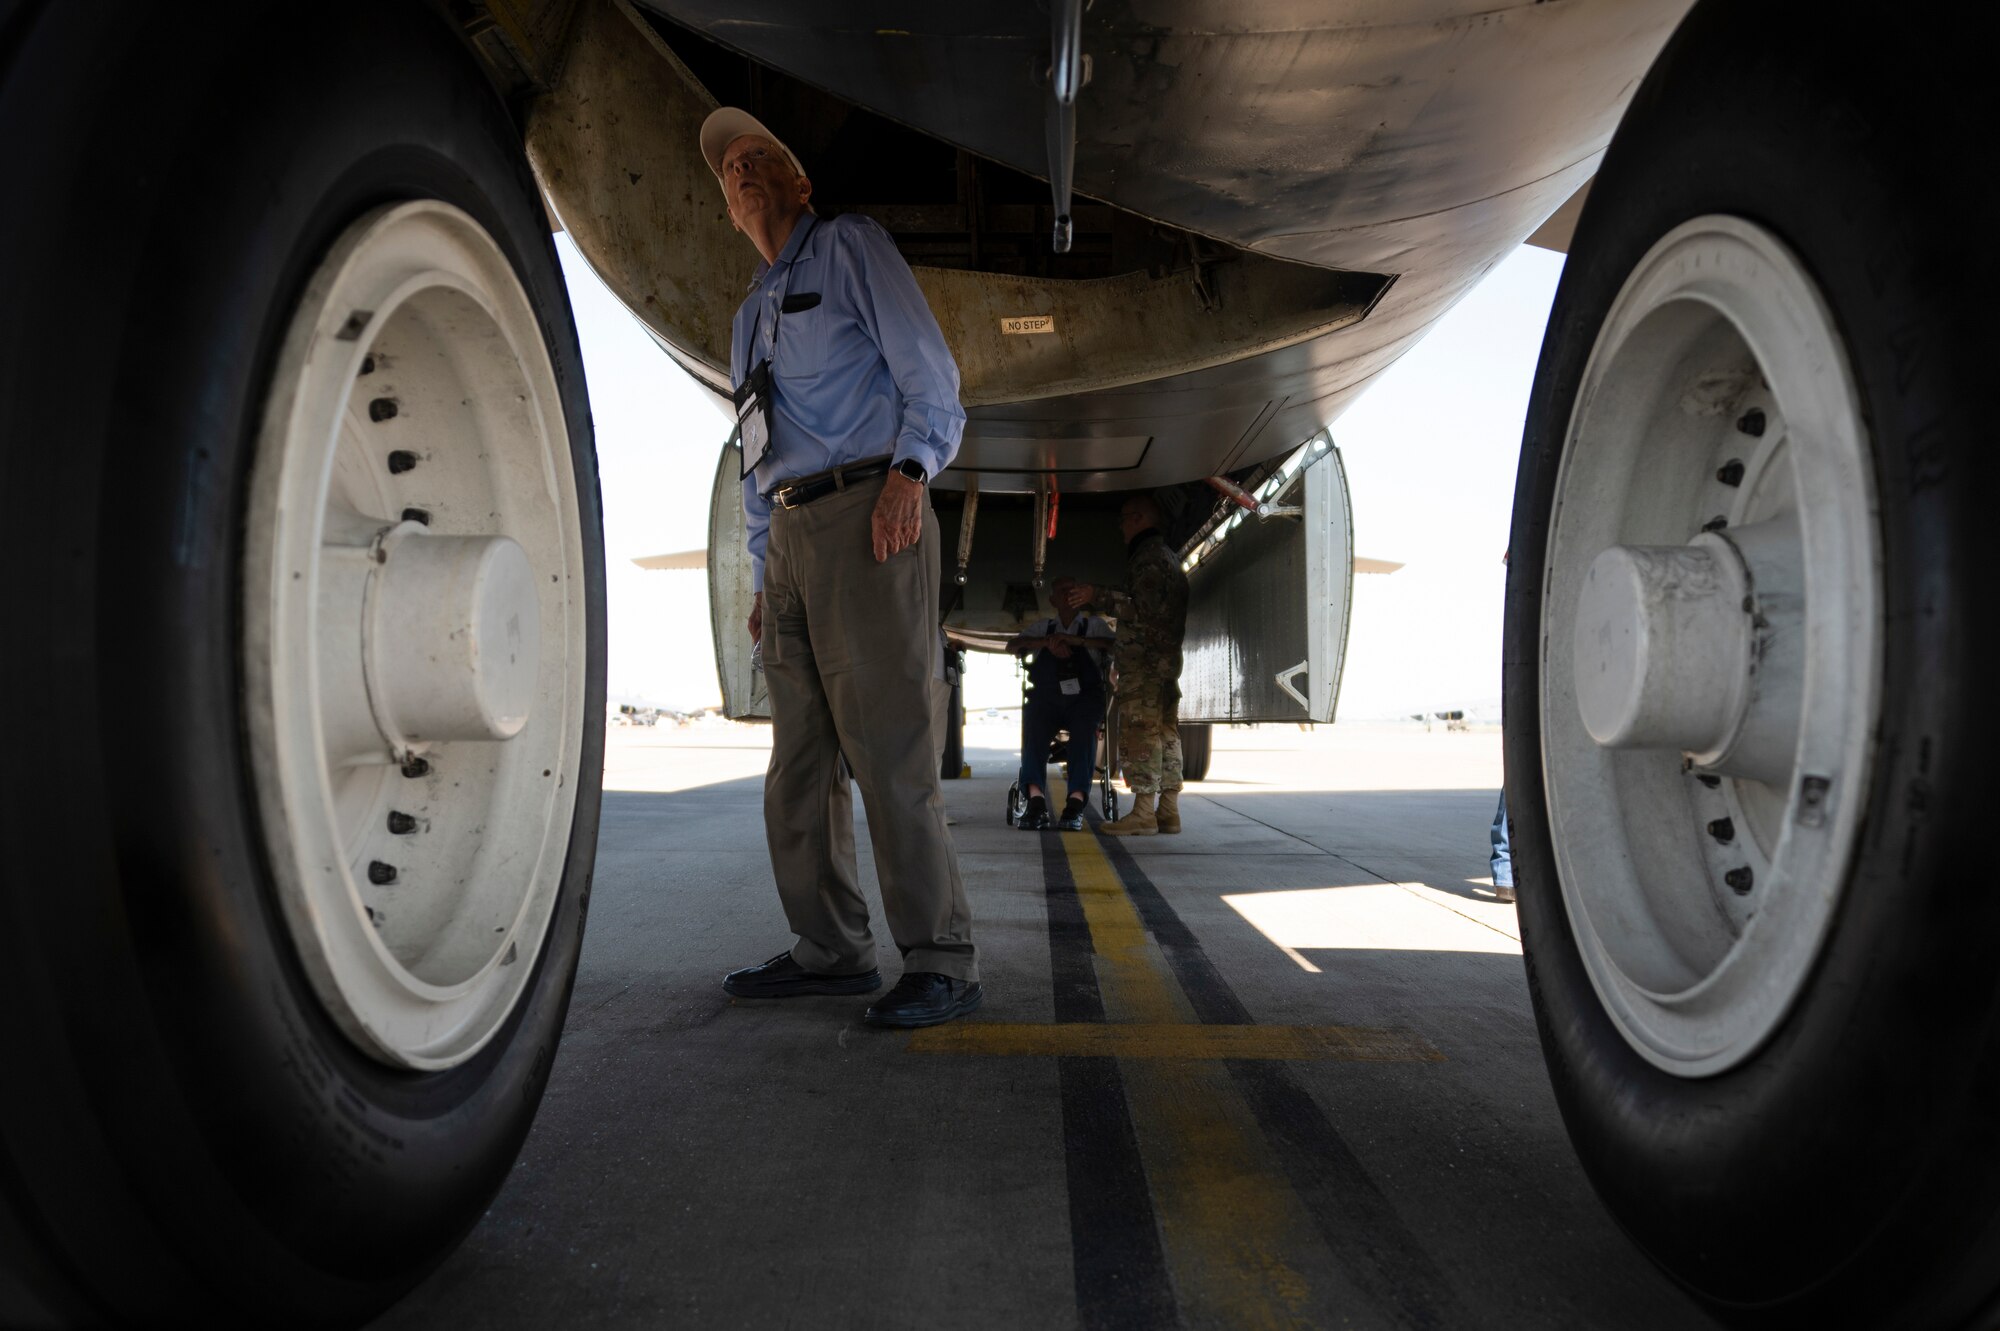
[{"x1": 561, "y1": 236, "x2": 1564, "y2": 720}]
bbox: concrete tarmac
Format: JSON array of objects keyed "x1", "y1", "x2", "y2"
[{"x1": 375, "y1": 720, "x2": 1715, "y2": 1330}]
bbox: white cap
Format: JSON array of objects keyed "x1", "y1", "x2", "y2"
[{"x1": 699, "y1": 107, "x2": 806, "y2": 189}]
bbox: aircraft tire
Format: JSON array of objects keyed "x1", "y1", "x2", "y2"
[
  {"x1": 1506, "y1": 2, "x2": 1993, "y2": 1325},
  {"x1": 1179, "y1": 722, "x2": 1213, "y2": 783},
  {"x1": 0, "y1": 3, "x2": 602, "y2": 1326}
]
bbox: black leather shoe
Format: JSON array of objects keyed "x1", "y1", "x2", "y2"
[
  {"x1": 1057, "y1": 795, "x2": 1086, "y2": 831},
  {"x1": 1018, "y1": 794, "x2": 1050, "y2": 830},
  {"x1": 863, "y1": 972, "x2": 984, "y2": 1028},
  {"x1": 723, "y1": 951, "x2": 881, "y2": 998}
]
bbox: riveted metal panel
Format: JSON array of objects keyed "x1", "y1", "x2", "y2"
[
  {"x1": 1304, "y1": 436, "x2": 1355, "y2": 723},
  {"x1": 1179, "y1": 437, "x2": 1352, "y2": 724},
  {"x1": 709, "y1": 440, "x2": 769, "y2": 720}
]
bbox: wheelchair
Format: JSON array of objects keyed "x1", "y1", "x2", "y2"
[{"x1": 1005, "y1": 701, "x2": 1120, "y2": 826}]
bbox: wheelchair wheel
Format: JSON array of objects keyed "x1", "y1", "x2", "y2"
[
  {"x1": 1005, "y1": 782, "x2": 1020, "y2": 826},
  {"x1": 1098, "y1": 704, "x2": 1121, "y2": 821}
]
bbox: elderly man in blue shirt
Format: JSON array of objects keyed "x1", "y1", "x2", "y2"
[{"x1": 701, "y1": 107, "x2": 980, "y2": 1028}]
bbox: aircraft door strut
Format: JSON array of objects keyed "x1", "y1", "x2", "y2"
[
  {"x1": 1032, "y1": 477, "x2": 1050, "y2": 588},
  {"x1": 1044, "y1": 0, "x2": 1087, "y2": 253},
  {"x1": 956, "y1": 476, "x2": 978, "y2": 586}
]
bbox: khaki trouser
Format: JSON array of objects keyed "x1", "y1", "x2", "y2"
[
  {"x1": 761, "y1": 473, "x2": 976, "y2": 981},
  {"x1": 931, "y1": 676, "x2": 951, "y2": 770}
]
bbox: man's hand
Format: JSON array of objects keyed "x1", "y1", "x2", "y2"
[
  {"x1": 1061, "y1": 581, "x2": 1095, "y2": 613},
  {"x1": 871, "y1": 471, "x2": 924, "y2": 562},
  {"x1": 748, "y1": 590, "x2": 763, "y2": 645},
  {"x1": 1046, "y1": 638, "x2": 1073, "y2": 659}
]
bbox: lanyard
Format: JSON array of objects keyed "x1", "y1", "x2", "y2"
[
  {"x1": 734, "y1": 215, "x2": 820, "y2": 482},
  {"x1": 749, "y1": 213, "x2": 821, "y2": 370}
]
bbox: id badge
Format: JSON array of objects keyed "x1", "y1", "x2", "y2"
[
  {"x1": 734, "y1": 359, "x2": 774, "y2": 479},
  {"x1": 1060, "y1": 677, "x2": 1082, "y2": 696},
  {"x1": 737, "y1": 400, "x2": 770, "y2": 477}
]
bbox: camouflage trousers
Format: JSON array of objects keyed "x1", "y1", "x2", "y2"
[{"x1": 1116, "y1": 679, "x2": 1182, "y2": 796}]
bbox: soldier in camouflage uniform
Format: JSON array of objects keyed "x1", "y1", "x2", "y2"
[{"x1": 1061, "y1": 493, "x2": 1190, "y2": 835}]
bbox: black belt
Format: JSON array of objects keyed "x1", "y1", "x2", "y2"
[{"x1": 767, "y1": 458, "x2": 891, "y2": 511}]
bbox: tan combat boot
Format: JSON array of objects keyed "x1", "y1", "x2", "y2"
[
  {"x1": 1101, "y1": 793, "x2": 1158, "y2": 836},
  {"x1": 1155, "y1": 789, "x2": 1181, "y2": 834}
]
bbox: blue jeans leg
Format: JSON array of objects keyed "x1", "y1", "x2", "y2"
[
  {"x1": 1489, "y1": 790, "x2": 1513, "y2": 889},
  {"x1": 1060, "y1": 696, "x2": 1105, "y2": 802},
  {"x1": 1019, "y1": 697, "x2": 1059, "y2": 796}
]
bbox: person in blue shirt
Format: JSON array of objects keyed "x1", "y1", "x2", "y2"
[
  {"x1": 700, "y1": 107, "x2": 980, "y2": 1028},
  {"x1": 1008, "y1": 578, "x2": 1115, "y2": 831},
  {"x1": 1491, "y1": 551, "x2": 1514, "y2": 903}
]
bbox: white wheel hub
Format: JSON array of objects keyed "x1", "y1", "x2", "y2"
[
  {"x1": 245, "y1": 201, "x2": 587, "y2": 1069},
  {"x1": 348, "y1": 524, "x2": 542, "y2": 749},
  {"x1": 1541, "y1": 215, "x2": 1881, "y2": 1077},
  {"x1": 1573, "y1": 536, "x2": 1755, "y2": 754}
]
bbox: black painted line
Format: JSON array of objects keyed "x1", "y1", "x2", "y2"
[
  {"x1": 1058, "y1": 1056, "x2": 1183, "y2": 1331},
  {"x1": 1226, "y1": 1061, "x2": 1453, "y2": 1331},
  {"x1": 1041, "y1": 831, "x2": 1181, "y2": 1329},
  {"x1": 1093, "y1": 831, "x2": 1463, "y2": 1330},
  {"x1": 1092, "y1": 829, "x2": 1252, "y2": 1027}
]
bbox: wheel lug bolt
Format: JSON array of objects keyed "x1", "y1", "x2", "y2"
[
  {"x1": 369, "y1": 397, "x2": 399, "y2": 422},
  {"x1": 401, "y1": 756, "x2": 431, "y2": 778},
  {"x1": 367, "y1": 860, "x2": 398, "y2": 885},
  {"x1": 1798, "y1": 774, "x2": 1831, "y2": 828},
  {"x1": 387, "y1": 449, "x2": 419, "y2": 474},
  {"x1": 1716, "y1": 459, "x2": 1745, "y2": 487},
  {"x1": 359, "y1": 354, "x2": 376, "y2": 376},
  {"x1": 401, "y1": 506, "x2": 430, "y2": 526},
  {"x1": 1725, "y1": 866, "x2": 1754, "y2": 894},
  {"x1": 1735, "y1": 408, "x2": 1765, "y2": 436},
  {"x1": 1707, "y1": 816, "x2": 1735, "y2": 844},
  {"x1": 386, "y1": 810, "x2": 418, "y2": 835}
]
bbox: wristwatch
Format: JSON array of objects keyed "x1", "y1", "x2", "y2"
[{"x1": 894, "y1": 458, "x2": 928, "y2": 485}]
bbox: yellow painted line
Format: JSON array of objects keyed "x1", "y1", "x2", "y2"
[
  {"x1": 908, "y1": 1021, "x2": 1441, "y2": 1062},
  {"x1": 1061, "y1": 832, "x2": 1327, "y2": 1328},
  {"x1": 1126, "y1": 1058, "x2": 1320, "y2": 1329},
  {"x1": 1065, "y1": 821, "x2": 1190, "y2": 1025}
]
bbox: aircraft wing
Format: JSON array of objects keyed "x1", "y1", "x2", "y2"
[{"x1": 632, "y1": 549, "x2": 708, "y2": 570}]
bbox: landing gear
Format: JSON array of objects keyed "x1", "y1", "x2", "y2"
[
  {"x1": 1508, "y1": 1, "x2": 1992, "y2": 1322},
  {"x1": 1179, "y1": 721, "x2": 1213, "y2": 783},
  {"x1": 939, "y1": 664, "x2": 966, "y2": 780},
  {"x1": 1103, "y1": 711, "x2": 1122, "y2": 821},
  {"x1": 0, "y1": 3, "x2": 602, "y2": 1323}
]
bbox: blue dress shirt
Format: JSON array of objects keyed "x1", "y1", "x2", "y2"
[{"x1": 732, "y1": 212, "x2": 966, "y2": 592}]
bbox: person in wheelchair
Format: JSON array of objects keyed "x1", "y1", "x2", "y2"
[{"x1": 1007, "y1": 576, "x2": 1115, "y2": 830}]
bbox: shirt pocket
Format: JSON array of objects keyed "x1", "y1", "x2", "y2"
[{"x1": 773, "y1": 302, "x2": 831, "y2": 382}]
